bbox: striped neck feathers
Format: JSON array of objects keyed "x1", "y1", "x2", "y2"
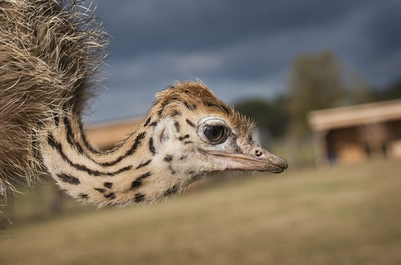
[{"x1": 41, "y1": 102, "x2": 209, "y2": 206}]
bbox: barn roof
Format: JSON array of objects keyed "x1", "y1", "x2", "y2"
[{"x1": 308, "y1": 99, "x2": 401, "y2": 131}]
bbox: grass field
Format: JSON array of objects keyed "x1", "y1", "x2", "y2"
[{"x1": 1, "y1": 159, "x2": 401, "y2": 265}]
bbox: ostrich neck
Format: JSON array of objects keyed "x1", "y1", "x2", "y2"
[{"x1": 40, "y1": 111, "x2": 180, "y2": 206}]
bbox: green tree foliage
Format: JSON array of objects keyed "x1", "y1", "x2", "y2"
[
  {"x1": 234, "y1": 97, "x2": 289, "y2": 138},
  {"x1": 347, "y1": 71, "x2": 373, "y2": 104},
  {"x1": 287, "y1": 50, "x2": 345, "y2": 136},
  {"x1": 374, "y1": 79, "x2": 401, "y2": 101}
]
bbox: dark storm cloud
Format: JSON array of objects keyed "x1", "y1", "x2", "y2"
[
  {"x1": 363, "y1": 4, "x2": 401, "y2": 54},
  {"x1": 86, "y1": 0, "x2": 401, "y2": 122},
  {"x1": 94, "y1": 1, "x2": 365, "y2": 56}
]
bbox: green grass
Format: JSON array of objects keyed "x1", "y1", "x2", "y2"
[{"x1": 1, "y1": 159, "x2": 401, "y2": 265}]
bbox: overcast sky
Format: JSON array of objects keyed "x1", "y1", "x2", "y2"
[{"x1": 85, "y1": 0, "x2": 401, "y2": 123}]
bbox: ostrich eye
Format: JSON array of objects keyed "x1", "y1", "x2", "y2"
[{"x1": 203, "y1": 125, "x2": 227, "y2": 144}]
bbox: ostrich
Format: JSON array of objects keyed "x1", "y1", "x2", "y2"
[{"x1": 0, "y1": 0, "x2": 287, "y2": 206}]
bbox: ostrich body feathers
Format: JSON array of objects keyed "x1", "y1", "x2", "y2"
[{"x1": 0, "y1": 0, "x2": 107, "y2": 199}]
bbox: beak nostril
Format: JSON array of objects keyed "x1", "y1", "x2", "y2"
[{"x1": 255, "y1": 149, "x2": 263, "y2": 157}]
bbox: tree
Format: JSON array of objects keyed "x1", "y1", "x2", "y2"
[
  {"x1": 374, "y1": 79, "x2": 401, "y2": 101},
  {"x1": 347, "y1": 70, "x2": 373, "y2": 105},
  {"x1": 287, "y1": 50, "x2": 345, "y2": 136},
  {"x1": 234, "y1": 97, "x2": 289, "y2": 138}
]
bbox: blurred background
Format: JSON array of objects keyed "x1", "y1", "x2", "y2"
[
  {"x1": 1, "y1": 1, "x2": 401, "y2": 264},
  {"x1": 83, "y1": 0, "x2": 401, "y2": 166},
  {"x1": 85, "y1": 0, "x2": 401, "y2": 122}
]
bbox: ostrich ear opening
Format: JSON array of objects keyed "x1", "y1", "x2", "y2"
[{"x1": 152, "y1": 118, "x2": 175, "y2": 152}]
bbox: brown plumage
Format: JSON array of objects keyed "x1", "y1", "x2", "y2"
[
  {"x1": 0, "y1": 0, "x2": 287, "y2": 206},
  {"x1": 0, "y1": 0, "x2": 107, "y2": 200}
]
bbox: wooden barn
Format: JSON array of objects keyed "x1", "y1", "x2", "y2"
[{"x1": 308, "y1": 99, "x2": 401, "y2": 166}]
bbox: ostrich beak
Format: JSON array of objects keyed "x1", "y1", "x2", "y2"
[{"x1": 199, "y1": 146, "x2": 288, "y2": 173}]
